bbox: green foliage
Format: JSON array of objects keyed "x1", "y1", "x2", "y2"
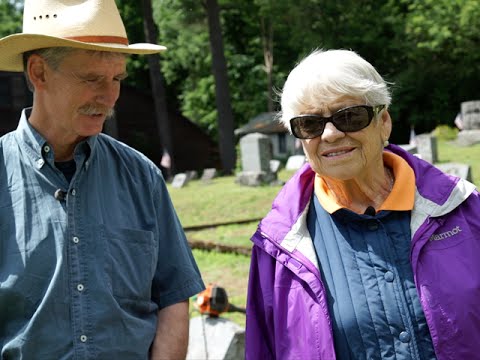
[
  {"x1": 432, "y1": 125, "x2": 459, "y2": 141},
  {"x1": 114, "y1": 0, "x2": 480, "y2": 143},
  {"x1": 0, "y1": 1, "x2": 22, "y2": 37}
]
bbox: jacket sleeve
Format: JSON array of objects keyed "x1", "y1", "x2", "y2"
[{"x1": 245, "y1": 244, "x2": 276, "y2": 359}]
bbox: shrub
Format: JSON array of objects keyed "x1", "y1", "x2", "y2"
[{"x1": 432, "y1": 125, "x2": 459, "y2": 141}]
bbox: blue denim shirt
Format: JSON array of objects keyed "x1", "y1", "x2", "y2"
[{"x1": 0, "y1": 109, "x2": 205, "y2": 359}]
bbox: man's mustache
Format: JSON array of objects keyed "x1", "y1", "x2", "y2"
[{"x1": 78, "y1": 104, "x2": 115, "y2": 118}]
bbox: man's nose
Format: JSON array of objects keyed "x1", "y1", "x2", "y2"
[{"x1": 95, "y1": 81, "x2": 120, "y2": 108}]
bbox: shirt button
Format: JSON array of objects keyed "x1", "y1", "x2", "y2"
[
  {"x1": 73, "y1": 236, "x2": 80, "y2": 244},
  {"x1": 44, "y1": 145, "x2": 51, "y2": 153},
  {"x1": 36, "y1": 158, "x2": 45, "y2": 168},
  {"x1": 71, "y1": 189, "x2": 77, "y2": 196},
  {"x1": 368, "y1": 222, "x2": 379, "y2": 231},
  {"x1": 77, "y1": 284, "x2": 85, "y2": 292},
  {"x1": 385, "y1": 271, "x2": 395, "y2": 282},
  {"x1": 399, "y1": 331, "x2": 411, "y2": 343},
  {"x1": 80, "y1": 335, "x2": 87, "y2": 343}
]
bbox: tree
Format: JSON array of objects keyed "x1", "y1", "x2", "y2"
[
  {"x1": 0, "y1": 1, "x2": 22, "y2": 37},
  {"x1": 204, "y1": 0, "x2": 236, "y2": 174},
  {"x1": 141, "y1": 0, "x2": 176, "y2": 175}
]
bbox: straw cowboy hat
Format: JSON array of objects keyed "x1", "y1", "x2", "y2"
[{"x1": 0, "y1": 0, "x2": 166, "y2": 72}]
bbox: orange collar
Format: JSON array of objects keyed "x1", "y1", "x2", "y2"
[{"x1": 314, "y1": 151, "x2": 415, "y2": 214}]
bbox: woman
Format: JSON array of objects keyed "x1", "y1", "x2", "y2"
[{"x1": 245, "y1": 49, "x2": 480, "y2": 359}]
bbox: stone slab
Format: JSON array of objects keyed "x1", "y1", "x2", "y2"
[
  {"x1": 186, "y1": 170, "x2": 199, "y2": 181},
  {"x1": 240, "y1": 133, "x2": 272, "y2": 173},
  {"x1": 455, "y1": 129, "x2": 480, "y2": 147},
  {"x1": 435, "y1": 162, "x2": 473, "y2": 182},
  {"x1": 201, "y1": 168, "x2": 217, "y2": 183},
  {"x1": 461, "y1": 100, "x2": 480, "y2": 130},
  {"x1": 236, "y1": 171, "x2": 276, "y2": 186},
  {"x1": 398, "y1": 144, "x2": 418, "y2": 154},
  {"x1": 285, "y1": 155, "x2": 306, "y2": 171},
  {"x1": 415, "y1": 134, "x2": 438, "y2": 164},
  {"x1": 187, "y1": 316, "x2": 245, "y2": 360},
  {"x1": 171, "y1": 173, "x2": 188, "y2": 188},
  {"x1": 269, "y1": 159, "x2": 281, "y2": 174}
]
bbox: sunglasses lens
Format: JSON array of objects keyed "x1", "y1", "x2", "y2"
[
  {"x1": 334, "y1": 107, "x2": 371, "y2": 132},
  {"x1": 290, "y1": 106, "x2": 377, "y2": 139},
  {"x1": 291, "y1": 116, "x2": 325, "y2": 139}
]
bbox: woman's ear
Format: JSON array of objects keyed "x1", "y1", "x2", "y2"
[{"x1": 381, "y1": 109, "x2": 393, "y2": 141}]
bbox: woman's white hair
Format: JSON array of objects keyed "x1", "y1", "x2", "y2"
[{"x1": 279, "y1": 49, "x2": 392, "y2": 131}]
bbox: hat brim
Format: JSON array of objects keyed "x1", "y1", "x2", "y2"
[{"x1": 0, "y1": 33, "x2": 167, "y2": 72}]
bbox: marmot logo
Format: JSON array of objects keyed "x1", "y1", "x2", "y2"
[{"x1": 429, "y1": 226, "x2": 462, "y2": 241}]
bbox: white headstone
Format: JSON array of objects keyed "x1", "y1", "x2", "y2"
[
  {"x1": 285, "y1": 155, "x2": 306, "y2": 170},
  {"x1": 398, "y1": 144, "x2": 418, "y2": 154},
  {"x1": 171, "y1": 173, "x2": 188, "y2": 188},
  {"x1": 435, "y1": 163, "x2": 473, "y2": 182},
  {"x1": 461, "y1": 100, "x2": 480, "y2": 130},
  {"x1": 201, "y1": 168, "x2": 217, "y2": 183},
  {"x1": 186, "y1": 170, "x2": 199, "y2": 181},
  {"x1": 415, "y1": 134, "x2": 438, "y2": 164},
  {"x1": 269, "y1": 159, "x2": 281, "y2": 174},
  {"x1": 187, "y1": 316, "x2": 245, "y2": 360}
]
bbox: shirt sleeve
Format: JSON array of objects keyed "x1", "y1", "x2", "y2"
[{"x1": 151, "y1": 175, "x2": 205, "y2": 309}]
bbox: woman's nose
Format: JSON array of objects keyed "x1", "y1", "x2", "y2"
[{"x1": 321, "y1": 121, "x2": 345, "y2": 142}]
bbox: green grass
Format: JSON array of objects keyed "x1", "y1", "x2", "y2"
[
  {"x1": 170, "y1": 140, "x2": 479, "y2": 326},
  {"x1": 189, "y1": 249, "x2": 251, "y2": 327},
  {"x1": 437, "y1": 140, "x2": 480, "y2": 186},
  {"x1": 168, "y1": 170, "x2": 294, "y2": 227},
  {"x1": 169, "y1": 170, "x2": 295, "y2": 326}
]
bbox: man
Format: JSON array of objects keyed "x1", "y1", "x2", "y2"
[{"x1": 0, "y1": 1, "x2": 205, "y2": 359}]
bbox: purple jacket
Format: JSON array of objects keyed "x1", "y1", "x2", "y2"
[{"x1": 246, "y1": 145, "x2": 480, "y2": 359}]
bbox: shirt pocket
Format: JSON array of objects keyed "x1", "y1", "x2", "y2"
[{"x1": 100, "y1": 225, "x2": 156, "y2": 302}]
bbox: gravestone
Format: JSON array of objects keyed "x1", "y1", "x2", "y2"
[
  {"x1": 187, "y1": 316, "x2": 245, "y2": 360},
  {"x1": 201, "y1": 168, "x2": 217, "y2": 183},
  {"x1": 415, "y1": 134, "x2": 438, "y2": 164},
  {"x1": 456, "y1": 100, "x2": 480, "y2": 146},
  {"x1": 285, "y1": 155, "x2": 306, "y2": 171},
  {"x1": 236, "y1": 133, "x2": 275, "y2": 186},
  {"x1": 240, "y1": 133, "x2": 271, "y2": 172},
  {"x1": 461, "y1": 100, "x2": 480, "y2": 130},
  {"x1": 171, "y1": 173, "x2": 188, "y2": 188},
  {"x1": 186, "y1": 170, "x2": 199, "y2": 181},
  {"x1": 435, "y1": 163, "x2": 473, "y2": 182},
  {"x1": 269, "y1": 159, "x2": 281, "y2": 174},
  {"x1": 398, "y1": 144, "x2": 418, "y2": 155}
]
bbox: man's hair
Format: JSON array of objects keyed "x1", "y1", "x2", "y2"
[
  {"x1": 22, "y1": 47, "x2": 127, "y2": 92},
  {"x1": 279, "y1": 49, "x2": 392, "y2": 131},
  {"x1": 23, "y1": 47, "x2": 75, "y2": 92}
]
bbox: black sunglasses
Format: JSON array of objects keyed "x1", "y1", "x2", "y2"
[{"x1": 290, "y1": 105, "x2": 386, "y2": 139}]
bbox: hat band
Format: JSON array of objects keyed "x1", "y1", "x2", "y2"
[{"x1": 66, "y1": 35, "x2": 129, "y2": 46}]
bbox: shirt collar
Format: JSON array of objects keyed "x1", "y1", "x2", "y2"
[
  {"x1": 15, "y1": 107, "x2": 97, "y2": 164},
  {"x1": 315, "y1": 151, "x2": 415, "y2": 214}
]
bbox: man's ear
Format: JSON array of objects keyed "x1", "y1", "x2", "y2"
[{"x1": 27, "y1": 54, "x2": 48, "y2": 91}]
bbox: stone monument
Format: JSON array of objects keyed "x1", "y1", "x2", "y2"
[
  {"x1": 171, "y1": 173, "x2": 188, "y2": 188},
  {"x1": 187, "y1": 316, "x2": 245, "y2": 360},
  {"x1": 435, "y1": 163, "x2": 473, "y2": 182},
  {"x1": 236, "y1": 133, "x2": 276, "y2": 186},
  {"x1": 415, "y1": 134, "x2": 438, "y2": 164},
  {"x1": 285, "y1": 154, "x2": 306, "y2": 171},
  {"x1": 456, "y1": 100, "x2": 480, "y2": 146}
]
